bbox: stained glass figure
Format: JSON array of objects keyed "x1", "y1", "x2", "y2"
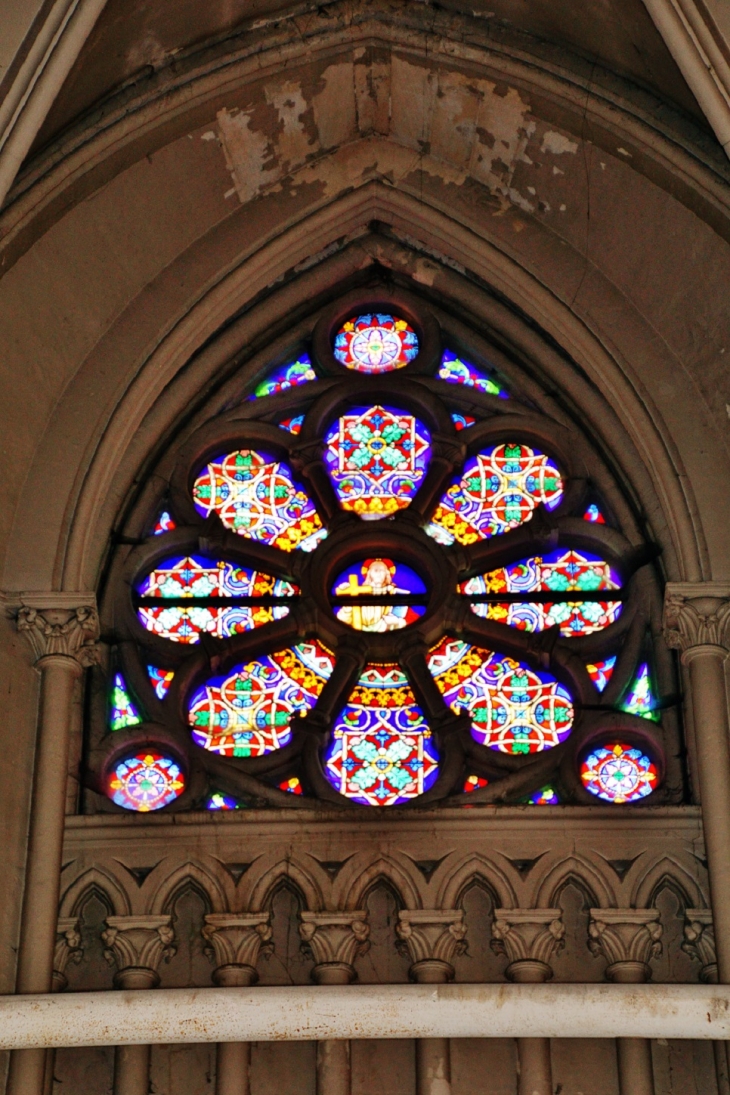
[
  {"x1": 279, "y1": 415, "x2": 304, "y2": 435},
  {"x1": 153, "y1": 510, "x2": 176, "y2": 535},
  {"x1": 452, "y1": 413, "x2": 476, "y2": 431},
  {"x1": 427, "y1": 443, "x2": 563, "y2": 546},
  {"x1": 137, "y1": 555, "x2": 298, "y2": 643},
  {"x1": 438, "y1": 350, "x2": 508, "y2": 398},
  {"x1": 586, "y1": 656, "x2": 617, "y2": 692},
  {"x1": 429, "y1": 638, "x2": 574, "y2": 754},
  {"x1": 581, "y1": 743, "x2": 658, "y2": 803},
  {"x1": 108, "y1": 752, "x2": 185, "y2": 812},
  {"x1": 279, "y1": 777, "x2": 303, "y2": 795},
  {"x1": 188, "y1": 643, "x2": 334, "y2": 757},
  {"x1": 324, "y1": 664, "x2": 439, "y2": 806},
  {"x1": 192, "y1": 449, "x2": 326, "y2": 552},
  {"x1": 620, "y1": 663, "x2": 660, "y2": 722},
  {"x1": 460, "y1": 549, "x2": 622, "y2": 638},
  {"x1": 528, "y1": 786, "x2": 560, "y2": 805},
  {"x1": 206, "y1": 792, "x2": 241, "y2": 809},
  {"x1": 331, "y1": 559, "x2": 427, "y2": 632},
  {"x1": 584, "y1": 503, "x2": 606, "y2": 524},
  {"x1": 147, "y1": 666, "x2": 175, "y2": 700},
  {"x1": 324, "y1": 405, "x2": 431, "y2": 519},
  {"x1": 109, "y1": 673, "x2": 142, "y2": 731},
  {"x1": 334, "y1": 314, "x2": 419, "y2": 374},
  {"x1": 463, "y1": 774, "x2": 489, "y2": 793},
  {"x1": 252, "y1": 356, "x2": 316, "y2": 398}
]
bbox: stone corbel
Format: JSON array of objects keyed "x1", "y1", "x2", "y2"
[
  {"x1": 397, "y1": 909, "x2": 467, "y2": 983},
  {"x1": 663, "y1": 583, "x2": 730, "y2": 658},
  {"x1": 588, "y1": 909, "x2": 662, "y2": 983},
  {"x1": 202, "y1": 913, "x2": 272, "y2": 987},
  {"x1": 491, "y1": 909, "x2": 564, "y2": 983},
  {"x1": 52, "y1": 918, "x2": 83, "y2": 992},
  {"x1": 16, "y1": 600, "x2": 100, "y2": 668},
  {"x1": 683, "y1": 909, "x2": 717, "y2": 983},
  {"x1": 299, "y1": 911, "x2": 370, "y2": 984},
  {"x1": 102, "y1": 915, "x2": 176, "y2": 990}
]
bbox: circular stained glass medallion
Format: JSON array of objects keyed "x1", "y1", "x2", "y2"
[
  {"x1": 333, "y1": 313, "x2": 419, "y2": 373},
  {"x1": 108, "y1": 752, "x2": 185, "y2": 812},
  {"x1": 581, "y1": 742, "x2": 658, "y2": 803},
  {"x1": 331, "y1": 558, "x2": 427, "y2": 632}
]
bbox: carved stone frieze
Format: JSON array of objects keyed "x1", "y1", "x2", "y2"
[
  {"x1": 683, "y1": 909, "x2": 717, "y2": 983},
  {"x1": 397, "y1": 909, "x2": 467, "y2": 982},
  {"x1": 588, "y1": 909, "x2": 662, "y2": 983},
  {"x1": 663, "y1": 583, "x2": 730, "y2": 656},
  {"x1": 202, "y1": 913, "x2": 272, "y2": 987},
  {"x1": 102, "y1": 915, "x2": 176, "y2": 989},
  {"x1": 16, "y1": 604, "x2": 100, "y2": 667},
  {"x1": 53, "y1": 917, "x2": 83, "y2": 992},
  {"x1": 299, "y1": 911, "x2": 370, "y2": 984},
  {"x1": 491, "y1": 909, "x2": 564, "y2": 983}
]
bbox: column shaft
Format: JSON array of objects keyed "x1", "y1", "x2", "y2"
[
  {"x1": 317, "y1": 1039, "x2": 350, "y2": 1095},
  {"x1": 516, "y1": 1037, "x2": 552, "y2": 1095},
  {"x1": 217, "y1": 1041, "x2": 250, "y2": 1095},
  {"x1": 113, "y1": 1044, "x2": 150, "y2": 1095},
  {"x1": 616, "y1": 1037, "x2": 654, "y2": 1095},
  {"x1": 417, "y1": 1037, "x2": 451, "y2": 1095}
]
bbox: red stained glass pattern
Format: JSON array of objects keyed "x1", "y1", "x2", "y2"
[
  {"x1": 451, "y1": 413, "x2": 476, "y2": 431},
  {"x1": 429, "y1": 638, "x2": 574, "y2": 754},
  {"x1": 581, "y1": 743, "x2": 658, "y2": 803},
  {"x1": 427, "y1": 443, "x2": 563, "y2": 546},
  {"x1": 279, "y1": 415, "x2": 304, "y2": 435},
  {"x1": 192, "y1": 450, "x2": 326, "y2": 552},
  {"x1": 463, "y1": 774, "x2": 489, "y2": 793},
  {"x1": 279, "y1": 777, "x2": 303, "y2": 795},
  {"x1": 324, "y1": 664, "x2": 439, "y2": 806},
  {"x1": 187, "y1": 643, "x2": 334, "y2": 757},
  {"x1": 586, "y1": 657, "x2": 617, "y2": 692},
  {"x1": 147, "y1": 666, "x2": 175, "y2": 699},
  {"x1": 153, "y1": 511, "x2": 176, "y2": 535},
  {"x1": 584, "y1": 503, "x2": 606, "y2": 524},
  {"x1": 528, "y1": 786, "x2": 560, "y2": 805},
  {"x1": 333, "y1": 314, "x2": 419, "y2": 374},
  {"x1": 332, "y1": 558, "x2": 427, "y2": 632},
  {"x1": 108, "y1": 752, "x2": 185, "y2": 812}
]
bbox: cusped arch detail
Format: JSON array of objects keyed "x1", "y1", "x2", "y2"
[
  {"x1": 534, "y1": 855, "x2": 615, "y2": 910},
  {"x1": 337, "y1": 855, "x2": 423, "y2": 912},
  {"x1": 59, "y1": 866, "x2": 133, "y2": 918},
  {"x1": 148, "y1": 860, "x2": 231, "y2": 915},
  {"x1": 246, "y1": 859, "x2": 325, "y2": 913},
  {"x1": 436, "y1": 854, "x2": 518, "y2": 910},
  {"x1": 632, "y1": 856, "x2": 708, "y2": 911}
]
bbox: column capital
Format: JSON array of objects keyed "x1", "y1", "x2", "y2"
[
  {"x1": 299, "y1": 911, "x2": 370, "y2": 984},
  {"x1": 588, "y1": 909, "x2": 662, "y2": 982},
  {"x1": 663, "y1": 583, "x2": 730, "y2": 657},
  {"x1": 202, "y1": 913, "x2": 272, "y2": 986},
  {"x1": 102, "y1": 915, "x2": 176, "y2": 989},
  {"x1": 683, "y1": 909, "x2": 717, "y2": 983},
  {"x1": 491, "y1": 909, "x2": 564, "y2": 982},
  {"x1": 15, "y1": 597, "x2": 100, "y2": 667},
  {"x1": 397, "y1": 909, "x2": 467, "y2": 983},
  {"x1": 53, "y1": 917, "x2": 83, "y2": 992}
]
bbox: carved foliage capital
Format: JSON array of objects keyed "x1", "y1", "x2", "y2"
[
  {"x1": 299, "y1": 911, "x2": 370, "y2": 976},
  {"x1": 588, "y1": 909, "x2": 662, "y2": 979},
  {"x1": 683, "y1": 909, "x2": 717, "y2": 982},
  {"x1": 102, "y1": 915, "x2": 176, "y2": 987},
  {"x1": 202, "y1": 913, "x2": 272, "y2": 974},
  {"x1": 16, "y1": 604, "x2": 100, "y2": 667},
  {"x1": 53, "y1": 918, "x2": 83, "y2": 991},
  {"x1": 663, "y1": 585, "x2": 730, "y2": 655},
  {"x1": 491, "y1": 909, "x2": 564, "y2": 972},
  {"x1": 397, "y1": 909, "x2": 467, "y2": 977}
]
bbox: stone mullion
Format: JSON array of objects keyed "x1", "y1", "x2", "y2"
[{"x1": 406, "y1": 435, "x2": 466, "y2": 525}]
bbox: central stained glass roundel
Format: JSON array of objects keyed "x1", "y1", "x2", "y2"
[
  {"x1": 334, "y1": 314, "x2": 419, "y2": 373},
  {"x1": 324, "y1": 405, "x2": 431, "y2": 518},
  {"x1": 331, "y1": 559, "x2": 427, "y2": 632}
]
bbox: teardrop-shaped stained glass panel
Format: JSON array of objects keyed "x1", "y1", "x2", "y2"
[
  {"x1": 136, "y1": 555, "x2": 299, "y2": 643},
  {"x1": 108, "y1": 752, "x2": 185, "y2": 812},
  {"x1": 324, "y1": 405, "x2": 431, "y2": 519},
  {"x1": 252, "y1": 356, "x2": 316, "y2": 398},
  {"x1": 459, "y1": 549, "x2": 622, "y2": 638},
  {"x1": 334, "y1": 314, "x2": 419, "y2": 373},
  {"x1": 187, "y1": 642, "x2": 335, "y2": 757},
  {"x1": 428, "y1": 638, "x2": 574, "y2": 754},
  {"x1": 620, "y1": 663, "x2": 660, "y2": 722},
  {"x1": 192, "y1": 450, "x2": 326, "y2": 552},
  {"x1": 109, "y1": 673, "x2": 141, "y2": 731},
  {"x1": 331, "y1": 558, "x2": 427, "y2": 632},
  {"x1": 581, "y1": 743, "x2": 658, "y2": 803},
  {"x1": 426, "y1": 443, "x2": 563, "y2": 546},
  {"x1": 438, "y1": 350, "x2": 508, "y2": 398},
  {"x1": 324, "y1": 664, "x2": 439, "y2": 806}
]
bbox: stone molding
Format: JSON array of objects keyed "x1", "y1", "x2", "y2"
[
  {"x1": 588, "y1": 909, "x2": 662, "y2": 982},
  {"x1": 683, "y1": 908, "x2": 717, "y2": 982},
  {"x1": 491, "y1": 909, "x2": 564, "y2": 982},
  {"x1": 299, "y1": 911, "x2": 370, "y2": 983},
  {"x1": 16, "y1": 603, "x2": 100, "y2": 667},
  {"x1": 202, "y1": 913, "x2": 272, "y2": 986},
  {"x1": 102, "y1": 915, "x2": 176, "y2": 989},
  {"x1": 663, "y1": 583, "x2": 730, "y2": 655},
  {"x1": 53, "y1": 917, "x2": 83, "y2": 992},
  {"x1": 397, "y1": 909, "x2": 467, "y2": 982}
]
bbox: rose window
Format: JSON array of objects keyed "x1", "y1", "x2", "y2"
[{"x1": 97, "y1": 294, "x2": 670, "y2": 812}]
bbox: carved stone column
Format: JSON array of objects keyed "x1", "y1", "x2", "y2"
[
  {"x1": 203, "y1": 914, "x2": 272, "y2": 1095},
  {"x1": 8, "y1": 599, "x2": 99, "y2": 1095},
  {"x1": 398, "y1": 910, "x2": 466, "y2": 1095},
  {"x1": 664, "y1": 585, "x2": 730, "y2": 982},
  {"x1": 683, "y1": 910, "x2": 730, "y2": 1095},
  {"x1": 42, "y1": 919, "x2": 85, "y2": 1095},
  {"x1": 299, "y1": 912, "x2": 370, "y2": 1095},
  {"x1": 491, "y1": 909, "x2": 564, "y2": 1095},
  {"x1": 589, "y1": 909, "x2": 662, "y2": 1095},
  {"x1": 102, "y1": 915, "x2": 176, "y2": 1095}
]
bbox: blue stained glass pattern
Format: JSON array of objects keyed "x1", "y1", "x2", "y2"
[
  {"x1": 581, "y1": 743, "x2": 658, "y2": 803},
  {"x1": 332, "y1": 558, "x2": 427, "y2": 631},
  {"x1": 528, "y1": 786, "x2": 560, "y2": 805},
  {"x1": 451, "y1": 413, "x2": 476, "y2": 431},
  {"x1": 584, "y1": 503, "x2": 606, "y2": 524},
  {"x1": 251, "y1": 356, "x2": 316, "y2": 399},
  {"x1": 153, "y1": 510, "x2": 176, "y2": 535},
  {"x1": 109, "y1": 752, "x2": 184, "y2": 812},
  {"x1": 438, "y1": 349, "x2": 508, "y2": 398},
  {"x1": 110, "y1": 673, "x2": 141, "y2": 731},
  {"x1": 206, "y1": 792, "x2": 242, "y2": 810},
  {"x1": 620, "y1": 663, "x2": 661, "y2": 722},
  {"x1": 147, "y1": 666, "x2": 175, "y2": 699},
  {"x1": 334, "y1": 314, "x2": 419, "y2": 373},
  {"x1": 586, "y1": 657, "x2": 617, "y2": 692},
  {"x1": 279, "y1": 415, "x2": 305, "y2": 435}
]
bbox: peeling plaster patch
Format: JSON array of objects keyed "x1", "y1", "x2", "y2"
[
  {"x1": 617, "y1": 147, "x2": 632, "y2": 157},
  {"x1": 412, "y1": 258, "x2": 440, "y2": 286},
  {"x1": 265, "y1": 81, "x2": 312, "y2": 170},
  {"x1": 313, "y1": 63, "x2": 357, "y2": 149},
  {"x1": 201, "y1": 131, "x2": 217, "y2": 142},
  {"x1": 216, "y1": 108, "x2": 270, "y2": 204},
  {"x1": 540, "y1": 131, "x2": 578, "y2": 156}
]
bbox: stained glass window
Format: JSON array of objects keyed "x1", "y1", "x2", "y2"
[
  {"x1": 584, "y1": 503, "x2": 606, "y2": 524},
  {"x1": 324, "y1": 405, "x2": 431, "y2": 519},
  {"x1": 334, "y1": 314, "x2": 418, "y2": 373},
  {"x1": 153, "y1": 510, "x2": 176, "y2": 535},
  {"x1": 464, "y1": 774, "x2": 489, "y2": 793},
  {"x1": 460, "y1": 549, "x2": 623, "y2": 638},
  {"x1": 147, "y1": 666, "x2": 175, "y2": 699},
  {"x1": 452, "y1": 413, "x2": 476, "y2": 431},
  {"x1": 581, "y1": 743, "x2": 658, "y2": 803},
  {"x1": 109, "y1": 752, "x2": 185, "y2": 812},
  {"x1": 279, "y1": 415, "x2": 304, "y2": 435},
  {"x1": 427, "y1": 443, "x2": 563, "y2": 546},
  {"x1": 109, "y1": 674, "x2": 141, "y2": 731},
  {"x1": 620, "y1": 663, "x2": 660, "y2": 722},
  {"x1": 331, "y1": 559, "x2": 427, "y2": 632},
  {"x1": 252, "y1": 356, "x2": 316, "y2": 398},
  {"x1": 137, "y1": 555, "x2": 298, "y2": 643},
  {"x1": 324, "y1": 664, "x2": 439, "y2": 805},
  {"x1": 206, "y1": 791, "x2": 241, "y2": 809},
  {"x1": 528, "y1": 786, "x2": 560, "y2": 805},
  {"x1": 586, "y1": 657, "x2": 617, "y2": 692},
  {"x1": 192, "y1": 450, "x2": 326, "y2": 552},
  {"x1": 438, "y1": 350, "x2": 508, "y2": 398},
  {"x1": 429, "y1": 639, "x2": 573, "y2": 753},
  {"x1": 188, "y1": 643, "x2": 334, "y2": 757}
]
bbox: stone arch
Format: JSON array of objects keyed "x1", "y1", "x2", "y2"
[
  {"x1": 337, "y1": 854, "x2": 422, "y2": 912},
  {"x1": 246, "y1": 859, "x2": 324, "y2": 914},
  {"x1": 436, "y1": 854, "x2": 519, "y2": 911},
  {"x1": 59, "y1": 866, "x2": 132, "y2": 918},
  {"x1": 534, "y1": 855, "x2": 615, "y2": 910},
  {"x1": 148, "y1": 861, "x2": 230, "y2": 915},
  {"x1": 632, "y1": 856, "x2": 707, "y2": 911}
]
